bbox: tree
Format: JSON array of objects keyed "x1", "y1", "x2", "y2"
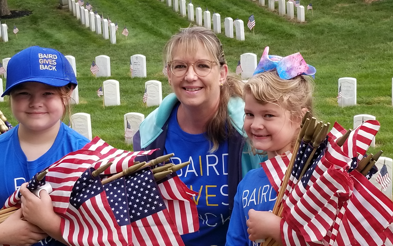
[{"x1": 0, "y1": 0, "x2": 11, "y2": 17}]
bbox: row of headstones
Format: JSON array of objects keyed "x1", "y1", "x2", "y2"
[
  {"x1": 259, "y1": 0, "x2": 307, "y2": 22},
  {"x1": 0, "y1": 22, "x2": 9, "y2": 42},
  {"x1": 70, "y1": 111, "x2": 144, "y2": 145},
  {"x1": 161, "y1": 0, "x2": 246, "y2": 41},
  {"x1": 67, "y1": 0, "x2": 119, "y2": 44}
]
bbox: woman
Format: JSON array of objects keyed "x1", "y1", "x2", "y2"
[{"x1": 133, "y1": 26, "x2": 265, "y2": 246}]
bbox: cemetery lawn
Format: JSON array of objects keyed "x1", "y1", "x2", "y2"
[{"x1": 1, "y1": 0, "x2": 393, "y2": 158}]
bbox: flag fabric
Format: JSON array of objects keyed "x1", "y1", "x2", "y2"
[
  {"x1": 337, "y1": 84, "x2": 342, "y2": 100},
  {"x1": 0, "y1": 63, "x2": 5, "y2": 75},
  {"x1": 143, "y1": 87, "x2": 148, "y2": 104},
  {"x1": 122, "y1": 27, "x2": 129, "y2": 37},
  {"x1": 13, "y1": 26, "x2": 19, "y2": 34},
  {"x1": 261, "y1": 152, "x2": 291, "y2": 193},
  {"x1": 307, "y1": 3, "x2": 313, "y2": 10},
  {"x1": 124, "y1": 120, "x2": 133, "y2": 139},
  {"x1": 85, "y1": 2, "x2": 92, "y2": 10},
  {"x1": 235, "y1": 60, "x2": 243, "y2": 75},
  {"x1": 295, "y1": 1, "x2": 300, "y2": 7},
  {"x1": 376, "y1": 164, "x2": 391, "y2": 191},
  {"x1": 97, "y1": 86, "x2": 103, "y2": 97},
  {"x1": 115, "y1": 22, "x2": 118, "y2": 31},
  {"x1": 77, "y1": 0, "x2": 84, "y2": 6},
  {"x1": 247, "y1": 15, "x2": 255, "y2": 30},
  {"x1": 129, "y1": 61, "x2": 133, "y2": 76},
  {"x1": 90, "y1": 61, "x2": 99, "y2": 75},
  {"x1": 162, "y1": 63, "x2": 168, "y2": 77}
]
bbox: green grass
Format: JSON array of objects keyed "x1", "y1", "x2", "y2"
[{"x1": 1, "y1": 0, "x2": 393, "y2": 157}]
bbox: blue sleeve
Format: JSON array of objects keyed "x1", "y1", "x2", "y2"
[
  {"x1": 241, "y1": 142, "x2": 268, "y2": 178},
  {"x1": 226, "y1": 179, "x2": 249, "y2": 246}
]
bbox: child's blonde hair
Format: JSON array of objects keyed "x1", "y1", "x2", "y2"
[{"x1": 244, "y1": 70, "x2": 314, "y2": 154}]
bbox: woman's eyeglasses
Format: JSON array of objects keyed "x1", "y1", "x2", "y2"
[{"x1": 169, "y1": 60, "x2": 217, "y2": 77}]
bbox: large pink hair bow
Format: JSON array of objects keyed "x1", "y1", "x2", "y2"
[{"x1": 253, "y1": 46, "x2": 316, "y2": 80}]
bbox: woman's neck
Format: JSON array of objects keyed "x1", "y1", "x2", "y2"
[{"x1": 177, "y1": 102, "x2": 219, "y2": 134}]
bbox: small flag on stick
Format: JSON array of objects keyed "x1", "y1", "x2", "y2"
[
  {"x1": 376, "y1": 163, "x2": 391, "y2": 191},
  {"x1": 97, "y1": 86, "x2": 103, "y2": 97},
  {"x1": 13, "y1": 25, "x2": 19, "y2": 35},
  {"x1": 236, "y1": 61, "x2": 243, "y2": 75},
  {"x1": 143, "y1": 87, "x2": 148, "y2": 104},
  {"x1": 122, "y1": 26, "x2": 129, "y2": 37},
  {"x1": 247, "y1": 15, "x2": 255, "y2": 31},
  {"x1": 85, "y1": 2, "x2": 92, "y2": 11},
  {"x1": 162, "y1": 63, "x2": 168, "y2": 77},
  {"x1": 129, "y1": 61, "x2": 133, "y2": 77},
  {"x1": 307, "y1": 3, "x2": 313, "y2": 10},
  {"x1": 0, "y1": 63, "x2": 5, "y2": 76},
  {"x1": 90, "y1": 61, "x2": 99, "y2": 76}
]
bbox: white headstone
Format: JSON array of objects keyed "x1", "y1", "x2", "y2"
[
  {"x1": 287, "y1": 1, "x2": 295, "y2": 19},
  {"x1": 167, "y1": 0, "x2": 172, "y2": 7},
  {"x1": 0, "y1": 79, "x2": 3, "y2": 102},
  {"x1": 259, "y1": 0, "x2": 266, "y2": 6},
  {"x1": 297, "y1": 5, "x2": 305, "y2": 22},
  {"x1": 68, "y1": 0, "x2": 72, "y2": 11},
  {"x1": 2, "y1": 58, "x2": 11, "y2": 79},
  {"x1": 84, "y1": 9, "x2": 90, "y2": 28},
  {"x1": 180, "y1": 0, "x2": 186, "y2": 17},
  {"x1": 353, "y1": 114, "x2": 376, "y2": 147},
  {"x1": 65, "y1": 55, "x2": 77, "y2": 77},
  {"x1": 204, "y1": 10, "x2": 211, "y2": 30},
  {"x1": 224, "y1": 17, "x2": 234, "y2": 38},
  {"x1": 370, "y1": 157, "x2": 393, "y2": 199},
  {"x1": 213, "y1": 13, "x2": 221, "y2": 34},
  {"x1": 80, "y1": 6, "x2": 85, "y2": 25},
  {"x1": 95, "y1": 55, "x2": 111, "y2": 77},
  {"x1": 240, "y1": 53, "x2": 257, "y2": 80},
  {"x1": 72, "y1": 0, "x2": 76, "y2": 16},
  {"x1": 188, "y1": 3, "x2": 194, "y2": 21},
  {"x1": 130, "y1": 54, "x2": 147, "y2": 78},
  {"x1": 145, "y1": 80, "x2": 162, "y2": 107},
  {"x1": 278, "y1": 0, "x2": 286, "y2": 16},
  {"x1": 1, "y1": 24, "x2": 8, "y2": 43},
  {"x1": 70, "y1": 85, "x2": 79, "y2": 104},
  {"x1": 76, "y1": 3, "x2": 81, "y2": 20},
  {"x1": 109, "y1": 23, "x2": 116, "y2": 44},
  {"x1": 196, "y1": 7, "x2": 202, "y2": 26},
  {"x1": 234, "y1": 19, "x2": 245, "y2": 41},
  {"x1": 103, "y1": 79, "x2": 120, "y2": 106},
  {"x1": 173, "y1": 0, "x2": 179, "y2": 12},
  {"x1": 268, "y1": 0, "x2": 275, "y2": 10},
  {"x1": 89, "y1": 11, "x2": 95, "y2": 32},
  {"x1": 124, "y1": 112, "x2": 145, "y2": 144},
  {"x1": 338, "y1": 77, "x2": 357, "y2": 107},
  {"x1": 95, "y1": 14, "x2": 102, "y2": 35},
  {"x1": 0, "y1": 20, "x2": 2, "y2": 39},
  {"x1": 102, "y1": 19, "x2": 109, "y2": 40},
  {"x1": 71, "y1": 113, "x2": 92, "y2": 140}
]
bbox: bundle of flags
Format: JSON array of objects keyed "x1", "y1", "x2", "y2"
[
  {"x1": 261, "y1": 116, "x2": 393, "y2": 246},
  {"x1": 247, "y1": 15, "x2": 255, "y2": 31},
  {"x1": 2, "y1": 137, "x2": 199, "y2": 246},
  {"x1": 0, "y1": 110, "x2": 13, "y2": 135}
]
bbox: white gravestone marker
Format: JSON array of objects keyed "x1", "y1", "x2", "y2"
[
  {"x1": 225, "y1": 17, "x2": 234, "y2": 38},
  {"x1": 268, "y1": 0, "x2": 275, "y2": 10},
  {"x1": 354, "y1": 114, "x2": 376, "y2": 147},
  {"x1": 204, "y1": 10, "x2": 211, "y2": 30},
  {"x1": 75, "y1": 3, "x2": 80, "y2": 20},
  {"x1": 167, "y1": 0, "x2": 172, "y2": 7},
  {"x1": 80, "y1": 6, "x2": 85, "y2": 25},
  {"x1": 65, "y1": 55, "x2": 78, "y2": 104},
  {"x1": 338, "y1": 77, "x2": 357, "y2": 107},
  {"x1": 234, "y1": 19, "x2": 245, "y2": 41},
  {"x1": 95, "y1": 15, "x2": 102, "y2": 35},
  {"x1": 102, "y1": 19, "x2": 109, "y2": 40},
  {"x1": 297, "y1": 5, "x2": 305, "y2": 22},
  {"x1": 0, "y1": 20, "x2": 2, "y2": 39},
  {"x1": 0, "y1": 79, "x2": 3, "y2": 102},
  {"x1": 68, "y1": 0, "x2": 72, "y2": 11},
  {"x1": 1, "y1": 24, "x2": 8, "y2": 43},
  {"x1": 2, "y1": 58, "x2": 11, "y2": 79},
  {"x1": 71, "y1": 113, "x2": 92, "y2": 140},
  {"x1": 287, "y1": 1, "x2": 295, "y2": 19},
  {"x1": 89, "y1": 12, "x2": 95, "y2": 32},
  {"x1": 173, "y1": 0, "x2": 179, "y2": 12},
  {"x1": 65, "y1": 55, "x2": 77, "y2": 76},
  {"x1": 84, "y1": 9, "x2": 90, "y2": 28},
  {"x1": 95, "y1": 55, "x2": 111, "y2": 77},
  {"x1": 103, "y1": 80, "x2": 120, "y2": 106},
  {"x1": 109, "y1": 23, "x2": 116, "y2": 44},
  {"x1": 124, "y1": 113, "x2": 144, "y2": 144},
  {"x1": 213, "y1": 13, "x2": 221, "y2": 34},
  {"x1": 180, "y1": 0, "x2": 186, "y2": 17},
  {"x1": 196, "y1": 7, "x2": 202, "y2": 26},
  {"x1": 72, "y1": 0, "x2": 76, "y2": 16},
  {"x1": 188, "y1": 3, "x2": 194, "y2": 21},
  {"x1": 259, "y1": 0, "x2": 266, "y2": 6},
  {"x1": 370, "y1": 157, "x2": 393, "y2": 200},
  {"x1": 130, "y1": 55, "x2": 147, "y2": 78},
  {"x1": 278, "y1": 0, "x2": 286, "y2": 16},
  {"x1": 240, "y1": 53, "x2": 257, "y2": 80},
  {"x1": 145, "y1": 80, "x2": 162, "y2": 107}
]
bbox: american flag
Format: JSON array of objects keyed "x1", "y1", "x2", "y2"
[
  {"x1": 13, "y1": 25, "x2": 19, "y2": 34},
  {"x1": 85, "y1": 2, "x2": 92, "y2": 10},
  {"x1": 108, "y1": 18, "x2": 111, "y2": 25},
  {"x1": 115, "y1": 22, "x2": 118, "y2": 31},
  {"x1": 97, "y1": 86, "x2": 103, "y2": 97},
  {"x1": 143, "y1": 87, "x2": 148, "y2": 104},
  {"x1": 337, "y1": 84, "x2": 342, "y2": 100},
  {"x1": 295, "y1": 1, "x2": 300, "y2": 7},
  {"x1": 247, "y1": 14, "x2": 255, "y2": 30},
  {"x1": 77, "y1": 0, "x2": 84, "y2": 6},
  {"x1": 261, "y1": 152, "x2": 292, "y2": 193},
  {"x1": 124, "y1": 120, "x2": 133, "y2": 139},
  {"x1": 122, "y1": 26, "x2": 129, "y2": 37},
  {"x1": 307, "y1": 3, "x2": 313, "y2": 10},
  {"x1": 162, "y1": 63, "x2": 168, "y2": 77},
  {"x1": 90, "y1": 61, "x2": 99, "y2": 75},
  {"x1": 235, "y1": 60, "x2": 243, "y2": 75},
  {"x1": 129, "y1": 61, "x2": 133, "y2": 76},
  {"x1": 376, "y1": 163, "x2": 391, "y2": 191},
  {"x1": 0, "y1": 63, "x2": 5, "y2": 75}
]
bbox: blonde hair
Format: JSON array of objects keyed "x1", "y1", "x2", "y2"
[
  {"x1": 164, "y1": 26, "x2": 243, "y2": 152},
  {"x1": 244, "y1": 70, "x2": 314, "y2": 153}
]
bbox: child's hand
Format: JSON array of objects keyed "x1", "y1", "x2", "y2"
[
  {"x1": 246, "y1": 209, "x2": 282, "y2": 244},
  {"x1": 0, "y1": 208, "x2": 47, "y2": 245}
]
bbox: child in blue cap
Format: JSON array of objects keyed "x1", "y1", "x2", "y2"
[{"x1": 0, "y1": 46, "x2": 89, "y2": 246}]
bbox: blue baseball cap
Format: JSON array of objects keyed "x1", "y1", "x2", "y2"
[{"x1": 2, "y1": 46, "x2": 77, "y2": 97}]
